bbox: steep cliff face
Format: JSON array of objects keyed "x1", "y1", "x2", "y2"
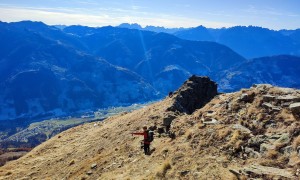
[{"x1": 1, "y1": 76, "x2": 299, "y2": 179}]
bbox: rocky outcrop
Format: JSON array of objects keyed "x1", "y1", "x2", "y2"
[
  {"x1": 167, "y1": 75, "x2": 217, "y2": 114},
  {"x1": 290, "y1": 103, "x2": 300, "y2": 114}
]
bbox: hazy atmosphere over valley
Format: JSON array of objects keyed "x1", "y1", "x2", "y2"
[{"x1": 0, "y1": 0, "x2": 300, "y2": 179}]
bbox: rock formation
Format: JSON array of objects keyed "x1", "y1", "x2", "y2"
[{"x1": 167, "y1": 75, "x2": 218, "y2": 114}]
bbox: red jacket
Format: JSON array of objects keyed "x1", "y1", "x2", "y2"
[{"x1": 132, "y1": 131, "x2": 150, "y2": 144}]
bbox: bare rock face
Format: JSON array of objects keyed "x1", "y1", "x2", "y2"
[
  {"x1": 290, "y1": 103, "x2": 300, "y2": 116},
  {"x1": 167, "y1": 75, "x2": 217, "y2": 114}
]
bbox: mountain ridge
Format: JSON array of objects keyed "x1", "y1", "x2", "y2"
[{"x1": 0, "y1": 76, "x2": 299, "y2": 179}]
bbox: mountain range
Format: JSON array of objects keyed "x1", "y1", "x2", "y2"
[
  {"x1": 0, "y1": 21, "x2": 157, "y2": 124},
  {"x1": 0, "y1": 20, "x2": 299, "y2": 125},
  {"x1": 119, "y1": 23, "x2": 300, "y2": 59}
]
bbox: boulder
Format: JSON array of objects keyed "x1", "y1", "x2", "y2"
[
  {"x1": 248, "y1": 135, "x2": 268, "y2": 151},
  {"x1": 260, "y1": 143, "x2": 275, "y2": 153},
  {"x1": 202, "y1": 118, "x2": 218, "y2": 125},
  {"x1": 282, "y1": 146, "x2": 293, "y2": 155},
  {"x1": 162, "y1": 113, "x2": 177, "y2": 126},
  {"x1": 262, "y1": 102, "x2": 274, "y2": 109},
  {"x1": 262, "y1": 95, "x2": 276, "y2": 102},
  {"x1": 240, "y1": 92, "x2": 255, "y2": 103},
  {"x1": 289, "y1": 103, "x2": 300, "y2": 114},
  {"x1": 91, "y1": 163, "x2": 97, "y2": 169},
  {"x1": 232, "y1": 124, "x2": 251, "y2": 134},
  {"x1": 242, "y1": 164, "x2": 296, "y2": 179},
  {"x1": 240, "y1": 93, "x2": 249, "y2": 101},
  {"x1": 167, "y1": 75, "x2": 217, "y2": 114},
  {"x1": 245, "y1": 147, "x2": 261, "y2": 158},
  {"x1": 262, "y1": 103, "x2": 281, "y2": 112},
  {"x1": 277, "y1": 95, "x2": 300, "y2": 103},
  {"x1": 274, "y1": 133, "x2": 290, "y2": 145},
  {"x1": 86, "y1": 171, "x2": 93, "y2": 175}
]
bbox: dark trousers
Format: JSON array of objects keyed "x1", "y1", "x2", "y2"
[{"x1": 144, "y1": 143, "x2": 150, "y2": 155}]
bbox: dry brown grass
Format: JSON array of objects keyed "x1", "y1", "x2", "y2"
[
  {"x1": 1, "y1": 85, "x2": 299, "y2": 180},
  {"x1": 156, "y1": 161, "x2": 171, "y2": 178},
  {"x1": 230, "y1": 130, "x2": 241, "y2": 142},
  {"x1": 185, "y1": 129, "x2": 194, "y2": 140},
  {"x1": 265, "y1": 149, "x2": 279, "y2": 159},
  {"x1": 292, "y1": 135, "x2": 300, "y2": 150},
  {"x1": 217, "y1": 128, "x2": 232, "y2": 141},
  {"x1": 277, "y1": 109, "x2": 295, "y2": 123}
]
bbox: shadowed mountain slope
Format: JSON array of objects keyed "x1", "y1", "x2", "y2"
[
  {"x1": 218, "y1": 55, "x2": 300, "y2": 91},
  {"x1": 0, "y1": 21, "x2": 158, "y2": 122}
]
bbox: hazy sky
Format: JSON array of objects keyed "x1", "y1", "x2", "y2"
[{"x1": 0, "y1": 0, "x2": 299, "y2": 29}]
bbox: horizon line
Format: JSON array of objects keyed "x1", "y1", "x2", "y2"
[{"x1": 1, "y1": 20, "x2": 299, "y2": 31}]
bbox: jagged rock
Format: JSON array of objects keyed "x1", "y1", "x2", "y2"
[
  {"x1": 240, "y1": 93, "x2": 249, "y2": 101},
  {"x1": 202, "y1": 118, "x2": 218, "y2": 125},
  {"x1": 282, "y1": 146, "x2": 293, "y2": 155},
  {"x1": 272, "y1": 107, "x2": 281, "y2": 112},
  {"x1": 245, "y1": 147, "x2": 261, "y2": 158},
  {"x1": 232, "y1": 124, "x2": 251, "y2": 134},
  {"x1": 260, "y1": 143, "x2": 275, "y2": 153},
  {"x1": 252, "y1": 84, "x2": 273, "y2": 92},
  {"x1": 274, "y1": 133, "x2": 290, "y2": 145},
  {"x1": 86, "y1": 170, "x2": 93, "y2": 175},
  {"x1": 242, "y1": 164, "x2": 296, "y2": 179},
  {"x1": 262, "y1": 102, "x2": 281, "y2": 112},
  {"x1": 290, "y1": 103, "x2": 300, "y2": 114},
  {"x1": 179, "y1": 170, "x2": 190, "y2": 176},
  {"x1": 91, "y1": 163, "x2": 97, "y2": 169},
  {"x1": 262, "y1": 102, "x2": 274, "y2": 109},
  {"x1": 167, "y1": 75, "x2": 217, "y2": 114},
  {"x1": 248, "y1": 135, "x2": 268, "y2": 149},
  {"x1": 277, "y1": 95, "x2": 300, "y2": 102},
  {"x1": 239, "y1": 92, "x2": 255, "y2": 103},
  {"x1": 157, "y1": 127, "x2": 165, "y2": 134},
  {"x1": 204, "y1": 111, "x2": 216, "y2": 117},
  {"x1": 162, "y1": 113, "x2": 177, "y2": 126},
  {"x1": 263, "y1": 95, "x2": 276, "y2": 102}
]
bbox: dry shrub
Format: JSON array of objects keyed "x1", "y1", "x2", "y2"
[
  {"x1": 156, "y1": 161, "x2": 171, "y2": 178},
  {"x1": 234, "y1": 140, "x2": 244, "y2": 151},
  {"x1": 292, "y1": 135, "x2": 300, "y2": 150}
]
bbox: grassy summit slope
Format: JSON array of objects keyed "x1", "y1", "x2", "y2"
[{"x1": 0, "y1": 76, "x2": 300, "y2": 179}]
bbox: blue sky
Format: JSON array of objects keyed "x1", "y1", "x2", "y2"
[{"x1": 0, "y1": 0, "x2": 299, "y2": 29}]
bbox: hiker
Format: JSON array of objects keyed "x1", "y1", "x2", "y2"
[{"x1": 132, "y1": 126, "x2": 153, "y2": 155}]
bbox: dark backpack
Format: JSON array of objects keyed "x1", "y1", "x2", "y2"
[{"x1": 147, "y1": 130, "x2": 154, "y2": 142}]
